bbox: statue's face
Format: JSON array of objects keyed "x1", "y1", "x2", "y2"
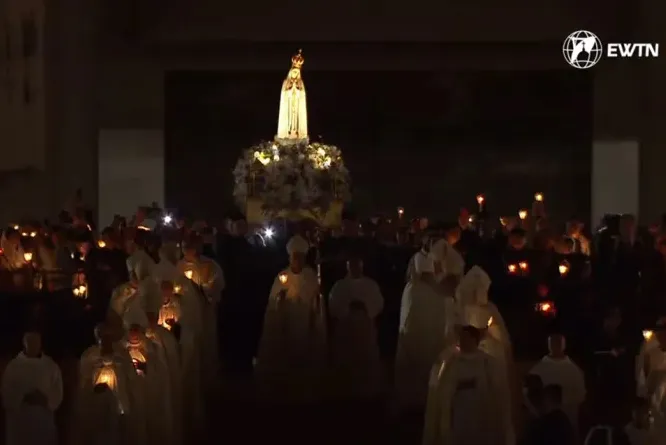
[{"x1": 289, "y1": 69, "x2": 300, "y2": 79}]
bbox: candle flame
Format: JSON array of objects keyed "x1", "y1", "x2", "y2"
[
  {"x1": 644, "y1": 330, "x2": 654, "y2": 340},
  {"x1": 23, "y1": 252, "x2": 33, "y2": 263},
  {"x1": 97, "y1": 240, "x2": 106, "y2": 248},
  {"x1": 537, "y1": 301, "x2": 555, "y2": 314},
  {"x1": 476, "y1": 194, "x2": 485, "y2": 204},
  {"x1": 184, "y1": 270, "x2": 193, "y2": 280},
  {"x1": 487, "y1": 316, "x2": 493, "y2": 327},
  {"x1": 397, "y1": 207, "x2": 404, "y2": 215},
  {"x1": 558, "y1": 263, "x2": 569, "y2": 276},
  {"x1": 173, "y1": 284, "x2": 182, "y2": 294},
  {"x1": 519, "y1": 261, "x2": 528, "y2": 271},
  {"x1": 279, "y1": 273, "x2": 288, "y2": 284},
  {"x1": 518, "y1": 210, "x2": 528, "y2": 220},
  {"x1": 534, "y1": 193, "x2": 544, "y2": 202},
  {"x1": 507, "y1": 264, "x2": 517, "y2": 273},
  {"x1": 29, "y1": 231, "x2": 36, "y2": 238}
]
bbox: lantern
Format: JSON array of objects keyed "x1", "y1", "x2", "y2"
[
  {"x1": 94, "y1": 362, "x2": 118, "y2": 390},
  {"x1": 643, "y1": 330, "x2": 654, "y2": 341}
]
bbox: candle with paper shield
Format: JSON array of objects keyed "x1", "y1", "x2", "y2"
[
  {"x1": 23, "y1": 252, "x2": 33, "y2": 263},
  {"x1": 94, "y1": 362, "x2": 118, "y2": 390},
  {"x1": 97, "y1": 240, "x2": 106, "y2": 248},
  {"x1": 397, "y1": 207, "x2": 404, "y2": 219},
  {"x1": 507, "y1": 264, "x2": 517, "y2": 274},
  {"x1": 518, "y1": 209, "x2": 528, "y2": 220},
  {"x1": 476, "y1": 194, "x2": 485, "y2": 212},
  {"x1": 128, "y1": 348, "x2": 147, "y2": 376},
  {"x1": 643, "y1": 330, "x2": 654, "y2": 341},
  {"x1": 558, "y1": 261, "x2": 570, "y2": 277},
  {"x1": 184, "y1": 270, "x2": 193, "y2": 280},
  {"x1": 279, "y1": 273, "x2": 288, "y2": 285},
  {"x1": 534, "y1": 192, "x2": 544, "y2": 202},
  {"x1": 536, "y1": 301, "x2": 556, "y2": 315},
  {"x1": 158, "y1": 305, "x2": 179, "y2": 330},
  {"x1": 519, "y1": 261, "x2": 529, "y2": 272}
]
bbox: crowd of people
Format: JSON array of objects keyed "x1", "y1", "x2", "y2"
[{"x1": 0, "y1": 199, "x2": 666, "y2": 444}]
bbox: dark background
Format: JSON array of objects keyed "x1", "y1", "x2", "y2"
[{"x1": 165, "y1": 68, "x2": 592, "y2": 222}]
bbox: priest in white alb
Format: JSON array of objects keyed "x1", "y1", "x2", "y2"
[
  {"x1": 255, "y1": 234, "x2": 325, "y2": 404},
  {"x1": 422, "y1": 310, "x2": 515, "y2": 445},
  {"x1": 328, "y1": 254, "x2": 384, "y2": 399},
  {"x1": 75, "y1": 320, "x2": 146, "y2": 445},
  {"x1": 1, "y1": 331, "x2": 62, "y2": 445},
  {"x1": 529, "y1": 333, "x2": 586, "y2": 430},
  {"x1": 394, "y1": 250, "x2": 457, "y2": 411},
  {"x1": 176, "y1": 234, "x2": 224, "y2": 389},
  {"x1": 637, "y1": 319, "x2": 666, "y2": 398}
]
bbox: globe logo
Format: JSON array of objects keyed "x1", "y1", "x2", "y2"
[{"x1": 562, "y1": 30, "x2": 603, "y2": 69}]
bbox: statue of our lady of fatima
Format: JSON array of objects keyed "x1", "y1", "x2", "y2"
[{"x1": 276, "y1": 49, "x2": 308, "y2": 143}]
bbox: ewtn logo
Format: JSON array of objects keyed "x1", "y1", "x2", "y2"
[{"x1": 562, "y1": 30, "x2": 660, "y2": 69}]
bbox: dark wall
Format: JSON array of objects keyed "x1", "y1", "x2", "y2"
[{"x1": 165, "y1": 68, "x2": 592, "y2": 222}]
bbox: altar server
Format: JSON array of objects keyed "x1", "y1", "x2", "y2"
[
  {"x1": 255, "y1": 234, "x2": 325, "y2": 404},
  {"x1": 2, "y1": 331, "x2": 62, "y2": 445},
  {"x1": 395, "y1": 250, "x2": 456, "y2": 409},
  {"x1": 329, "y1": 254, "x2": 384, "y2": 399},
  {"x1": 530, "y1": 333, "x2": 586, "y2": 429},
  {"x1": 423, "y1": 312, "x2": 514, "y2": 445}
]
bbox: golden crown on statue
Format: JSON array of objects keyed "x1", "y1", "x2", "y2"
[{"x1": 291, "y1": 49, "x2": 304, "y2": 69}]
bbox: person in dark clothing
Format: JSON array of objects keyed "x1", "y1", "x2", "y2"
[{"x1": 523, "y1": 384, "x2": 575, "y2": 445}]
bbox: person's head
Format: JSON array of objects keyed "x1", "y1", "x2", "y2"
[
  {"x1": 160, "y1": 280, "x2": 174, "y2": 304},
  {"x1": 542, "y1": 384, "x2": 563, "y2": 411},
  {"x1": 508, "y1": 228, "x2": 527, "y2": 250},
  {"x1": 547, "y1": 333, "x2": 566, "y2": 358},
  {"x1": 347, "y1": 256, "x2": 363, "y2": 278},
  {"x1": 566, "y1": 220, "x2": 583, "y2": 236},
  {"x1": 459, "y1": 326, "x2": 482, "y2": 353},
  {"x1": 22, "y1": 331, "x2": 42, "y2": 357},
  {"x1": 127, "y1": 325, "x2": 142, "y2": 345},
  {"x1": 182, "y1": 234, "x2": 202, "y2": 262},
  {"x1": 443, "y1": 225, "x2": 461, "y2": 245}
]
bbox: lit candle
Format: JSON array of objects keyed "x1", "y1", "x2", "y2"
[
  {"x1": 397, "y1": 207, "x2": 404, "y2": 218},
  {"x1": 534, "y1": 192, "x2": 544, "y2": 202},
  {"x1": 558, "y1": 262, "x2": 569, "y2": 276},
  {"x1": 23, "y1": 252, "x2": 33, "y2": 263},
  {"x1": 95, "y1": 365, "x2": 117, "y2": 390},
  {"x1": 476, "y1": 194, "x2": 485, "y2": 212},
  {"x1": 29, "y1": 231, "x2": 37, "y2": 238},
  {"x1": 643, "y1": 330, "x2": 654, "y2": 340},
  {"x1": 173, "y1": 284, "x2": 182, "y2": 294},
  {"x1": 519, "y1": 261, "x2": 528, "y2": 272},
  {"x1": 279, "y1": 273, "x2": 288, "y2": 285},
  {"x1": 518, "y1": 209, "x2": 528, "y2": 220},
  {"x1": 537, "y1": 301, "x2": 555, "y2": 314},
  {"x1": 184, "y1": 270, "x2": 193, "y2": 280},
  {"x1": 499, "y1": 217, "x2": 507, "y2": 227},
  {"x1": 507, "y1": 264, "x2": 517, "y2": 274},
  {"x1": 97, "y1": 240, "x2": 106, "y2": 248},
  {"x1": 487, "y1": 316, "x2": 493, "y2": 327}
]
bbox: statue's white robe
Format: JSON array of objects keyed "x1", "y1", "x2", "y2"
[
  {"x1": 637, "y1": 337, "x2": 666, "y2": 397},
  {"x1": 177, "y1": 256, "x2": 224, "y2": 390},
  {"x1": 1, "y1": 352, "x2": 63, "y2": 445},
  {"x1": 277, "y1": 77, "x2": 308, "y2": 139},
  {"x1": 146, "y1": 326, "x2": 182, "y2": 445},
  {"x1": 328, "y1": 276, "x2": 384, "y2": 399},
  {"x1": 126, "y1": 336, "x2": 172, "y2": 445},
  {"x1": 255, "y1": 267, "x2": 326, "y2": 403},
  {"x1": 530, "y1": 355, "x2": 586, "y2": 427},
  {"x1": 424, "y1": 350, "x2": 515, "y2": 445},
  {"x1": 395, "y1": 278, "x2": 456, "y2": 409},
  {"x1": 76, "y1": 345, "x2": 146, "y2": 445}
]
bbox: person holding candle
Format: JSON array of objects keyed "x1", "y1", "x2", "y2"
[
  {"x1": 328, "y1": 254, "x2": 385, "y2": 400},
  {"x1": 1, "y1": 330, "x2": 62, "y2": 445},
  {"x1": 255, "y1": 234, "x2": 324, "y2": 404}
]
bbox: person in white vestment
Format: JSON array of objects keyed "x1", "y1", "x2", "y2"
[
  {"x1": 623, "y1": 398, "x2": 661, "y2": 445},
  {"x1": 430, "y1": 224, "x2": 464, "y2": 291},
  {"x1": 154, "y1": 259, "x2": 206, "y2": 438},
  {"x1": 255, "y1": 234, "x2": 325, "y2": 404},
  {"x1": 125, "y1": 322, "x2": 173, "y2": 445},
  {"x1": 176, "y1": 235, "x2": 224, "y2": 389},
  {"x1": 0, "y1": 229, "x2": 27, "y2": 270},
  {"x1": 637, "y1": 319, "x2": 666, "y2": 398},
  {"x1": 75, "y1": 320, "x2": 146, "y2": 445},
  {"x1": 328, "y1": 255, "x2": 384, "y2": 399},
  {"x1": 394, "y1": 250, "x2": 456, "y2": 410},
  {"x1": 405, "y1": 236, "x2": 434, "y2": 283},
  {"x1": 2, "y1": 331, "x2": 62, "y2": 445},
  {"x1": 422, "y1": 311, "x2": 514, "y2": 445},
  {"x1": 529, "y1": 333, "x2": 586, "y2": 430}
]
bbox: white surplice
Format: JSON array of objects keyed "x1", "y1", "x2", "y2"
[
  {"x1": 255, "y1": 267, "x2": 326, "y2": 403},
  {"x1": 76, "y1": 344, "x2": 146, "y2": 445},
  {"x1": 328, "y1": 275, "x2": 384, "y2": 399},
  {"x1": 637, "y1": 337, "x2": 666, "y2": 397},
  {"x1": 125, "y1": 335, "x2": 172, "y2": 445},
  {"x1": 109, "y1": 282, "x2": 139, "y2": 317},
  {"x1": 426, "y1": 349, "x2": 514, "y2": 445},
  {"x1": 1, "y1": 352, "x2": 62, "y2": 445},
  {"x1": 176, "y1": 256, "x2": 224, "y2": 389},
  {"x1": 126, "y1": 249, "x2": 156, "y2": 281},
  {"x1": 530, "y1": 355, "x2": 586, "y2": 427},
  {"x1": 395, "y1": 276, "x2": 457, "y2": 409}
]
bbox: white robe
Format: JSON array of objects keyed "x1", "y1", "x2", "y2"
[
  {"x1": 328, "y1": 276, "x2": 384, "y2": 399},
  {"x1": 637, "y1": 337, "x2": 666, "y2": 397},
  {"x1": 146, "y1": 326, "x2": 182, "y2": 445},
  {"x1": 395, "y1": 278, "x2": 456, "y2": 409},
  {"x1": 125, "y1": 336, "x2": 172, "y2": 445},
  {"x1": 109, "y1": 282, "x2": 139, "y2": 318},
  {"x1": 126, "y1": 249, "x2": 156, "y2": 281},
  {"x1": 424, "y1": 349, "x2": 514, "y2": 445},
  {"x1": 1, "y1": 352, "x2": 62, "y2": 445},
  {"x1": 255, "y1": 267, "x2": 326, "y2": 403},
  {"x1": 176, "y1": 256, "x2": 224, "y2": 390},
  {"x1": 76, "y1": 344, "x2": 146, "y2": 445},
  {"x1": 530, "y1": 355, "x2": 586, "y2": 427}
]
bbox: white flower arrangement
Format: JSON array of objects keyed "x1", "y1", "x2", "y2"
[{"x1": 233, "y1": 140, "x2": 351, "y2": 215}]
